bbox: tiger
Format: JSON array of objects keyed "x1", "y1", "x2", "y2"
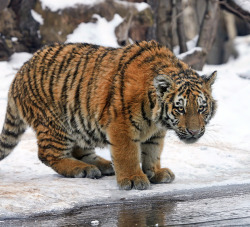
[{"x1": 0, "y1": 40, "x2": 217, "y2": 190}]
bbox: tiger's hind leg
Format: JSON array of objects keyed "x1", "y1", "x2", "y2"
[
  {"x1": 72, "y1": 146, "x2": 114, "y2": 176},
  {"x1": 36, "y1": 127, "x2": 101, "y2": 178},
  {"x1": 141, "y1": 130, "x2": 175, "y2": 184}
]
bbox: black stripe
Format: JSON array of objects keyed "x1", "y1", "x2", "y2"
[
  {"x1": 148, "y1": 91, "x2": 155, "y2": 109},
  {"x1": 132, "y1": 139, "x2": 140, "y2": 142},
  {"x1": 24, "y1": 70, "x2": 54, "y2": 123},
  {"x1": 5, "y1": 118, "x2": 19, "y2": 127},
  {"x1": 32, "y1": 53, "x2": 46, "y2": 106},
  {"x1": 77, "y1": 110, "x2": 92, "y2": 145},
  {"x1": 141, "y1": 101, "x2": 151, "y2": 126},
  {"x1": 130, "y1": 118, "x2": 141, "y2": 131},
  {"x1": 70, "y1": 57, "x2": 82, "y2": 89},
  {"x1": 142, "y1": 141, "x2": 159, "y2": 145},
  {"x1": 6, "y1": 107, "x2": 17, "y2": 121},
  {"x1": 86, "y1": 48, "x2": 106, "y2": 118},
  {"x1": 79, "y1": 153, "x2": 93, "y2": 159},
  {"x1": 37, "y1": 129, "x2": 74, "y2": 143},
  {"x1": 74, "y1": 48, "x2": 97, "y2": 113},
  {"x1": 40, "y1": 47, "x2": 54, "y2": 98},
  {"x1": 169, "y1": 93, "x2": 175, "y2": 103},
  {"x1": 140, "y1": 55, "x2": 155, "y2": 66},
  {"x1": 128, "y1": 106, "x2": 141, "y2": 131},
  {"x1": 37, "y1": 130, "x2": 49, "y2": 137},
  {"x1": 94, "y1": 120, "x2": 110, "y2": 144},
  {"x1": 91, "y1": 51, "x2": 110, "y2": 119},
  {"x1": 149, "y1": 135, "x2": 165, "y2": 140},
  {"x1": 176, "y1": 61, "x2": 184, "y2": 71},
  {"x1": 2, "y1": 128, "x2": 25, "y2": 138},
  {"x1": 39, "y1": 138, "x2": 69, "y2": 147},
  {"x1": 48, "y1": 45, "x2": 64, "y2": 70},
  {"x1": 10, "y1": 73, "x2": 18, "y2": 95},
  {"x1": 92, "y1": 50, "x2": 109, "y2": 91},
  {"x1": 65, "y1": 47, "x2": 76, "y2": 70},
  {"x1": 49, "y1": 45, "x2": 66, "y2": 102},
  {"x1": 106, "y1": 45, "x2": 134, "y2": 114},
  {"x1": 69, "y1": 107, "x2": 78, "y2": 131},
  {"x1": 119, "y1": 46, "x2": 149, "y2": 116},
  {"x1": 38, "y1": 144, "x2": 70, "y2": 152},
  {"x1": 61, "y1": 70, "x2": 72, "y2": 115},
  {"x1": 57, "y1": 53, "x2": 69, "y2": 77},
  {"x1": 0, "y1": 140, "x2": 17, "y2": 149},
  {"x1": 74, "y1": 78, "x2": 82, "y2": 113},
  {"x1": 56, "y1": 46, "x2": 76, "y2": 84},
  {"x1": 159, "y1": 103, "x2": 165, "y2": 120}
]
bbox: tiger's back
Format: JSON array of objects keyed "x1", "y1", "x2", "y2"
[{"x1": 0, "y1": 41, "x2": 216, "y2": 190}]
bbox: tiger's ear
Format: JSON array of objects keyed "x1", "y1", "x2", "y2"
[
  {"x1": 204, "y1": 71, "x2": 217, "y2": 89},
  {"x1": 154, "y1": 74, "x2": 174, "y2": 97}
]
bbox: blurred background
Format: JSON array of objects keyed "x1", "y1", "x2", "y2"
[{"x1": 0, "y1": 0, "x2": 250, "y2": 71}]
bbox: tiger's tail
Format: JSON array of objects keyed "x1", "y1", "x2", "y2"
[{"x1": 0, "y1": 99, "x2": 27, "y2": 160}]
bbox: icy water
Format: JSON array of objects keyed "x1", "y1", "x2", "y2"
[{"x1": 1, "y1": 184, "x2": 250, "y2": 227}]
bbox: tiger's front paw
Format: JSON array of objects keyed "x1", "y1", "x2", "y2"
[
  {"x1": 98, "y1": 161, "x2": 115, "y2": 176},
  {"x1": 74, "y1": 165, "x2": 102, "y2": 179},
  {"x1": 117, "y1": 174, "x2": 150, "y2": 190},
  {"x1": 147, "y1": 168, "x2": 175, "y2": 184}
]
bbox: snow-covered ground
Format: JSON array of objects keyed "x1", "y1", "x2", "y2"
[{"x1": 1, "y1": 13, "x2": 250, "y2": 219}]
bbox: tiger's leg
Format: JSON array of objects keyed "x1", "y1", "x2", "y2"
[
  {"x1": 141, "y1": 130, "x2": 175, "y2": 184},
  {"x1": 36, "y1": 126, "x2": 101, "y2": 178},
  {"x1": 72, "y1": 146, "x2": 114, "y2": 176},
  {"x1": 108, "y1": 123, "x2": 150, "y2": 190}
]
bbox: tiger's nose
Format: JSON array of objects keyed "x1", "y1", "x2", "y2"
[{"x1": 187, "y1": 129, "x2": 200, "y2": 136}]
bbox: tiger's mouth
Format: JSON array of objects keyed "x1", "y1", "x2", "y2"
[
  {"x1": 180, "y1": 137, "x2": 200, "y2": 144},
  {"x1": 175, "y1": 130, "x2": 205, "y2": 144}
]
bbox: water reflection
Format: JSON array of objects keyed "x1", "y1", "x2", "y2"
[
  {"x1": 117, "y1": 201, "x2": 176, "y2": 227},
  {"x1": 1, "y1": 199, "x2": 176, "y2": 227}
]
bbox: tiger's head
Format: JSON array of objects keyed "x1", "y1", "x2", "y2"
[{"x1": 153, "y1": 70, "x2": 217, "y2": 144}]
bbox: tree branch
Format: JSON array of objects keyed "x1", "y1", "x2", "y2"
[{"x1": 220, "y1": 0, "x2": 250, "y2": 23}]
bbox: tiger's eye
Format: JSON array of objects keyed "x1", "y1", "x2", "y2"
[
  {"x1": 178, "y1": 107, "x2": 184, "y2": 112},
  {"x1": 199, "y1": 106, "x2": 204, "y2": 112}
]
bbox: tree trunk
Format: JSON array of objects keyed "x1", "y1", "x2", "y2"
[
  {"x1": 146, "y1": 0, "x2": 158, "y2": 41},
  {"x1": 147, "y1": 0, "x2": 173, "y2": 50},
  {"x1": 176, "y1": 0, "x2": 187, "y2": 53},
  {"x1": 192, "y1": 0, "x2": 220, "y2": 70}
]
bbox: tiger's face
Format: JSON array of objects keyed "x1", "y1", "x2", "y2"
[{"x1": 154, "y1": 71, "x2": 217, "y2": 143}]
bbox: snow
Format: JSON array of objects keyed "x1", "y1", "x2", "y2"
[
  {"x1": 91, "y1": 220, "x2": 100, "y2": 226},
  {"x1": 31, "y1": 9, "x2": 44, "y2": 25},
  {"x1": 233, "y1": 0, "x2": 250, "y2": 13},
  {"x1": 66, "y1": 14, "x2": 123, "y2": 47},
  {"x1": 1, "y1": 14, "x2": 250, "y2": 219},
  {"x1": 40, "y1": 0, "x2": 104, "y2": 12},
  {"x1": 11, "y1": 37, "x2": 18, "y2": 42},
  {"x1": 40, "y1": 0, "x2": 150, "y2": 13},
  {"x1": 134, "y1": 2, "x2": 150, "y2": 12},
  {"x1": 177, "y1": 47, "x2": 203, "y2": 60},
  {"x1": 174, "y1": 35, "x2": 198, "y2": 55},
  {"x1": 115, "y1": 0, "x2": 150, "y2": 12}
]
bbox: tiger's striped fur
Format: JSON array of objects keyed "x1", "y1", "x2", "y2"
[{"x1": 0, "y1": 41, "x2": 216, "y2": 190}]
